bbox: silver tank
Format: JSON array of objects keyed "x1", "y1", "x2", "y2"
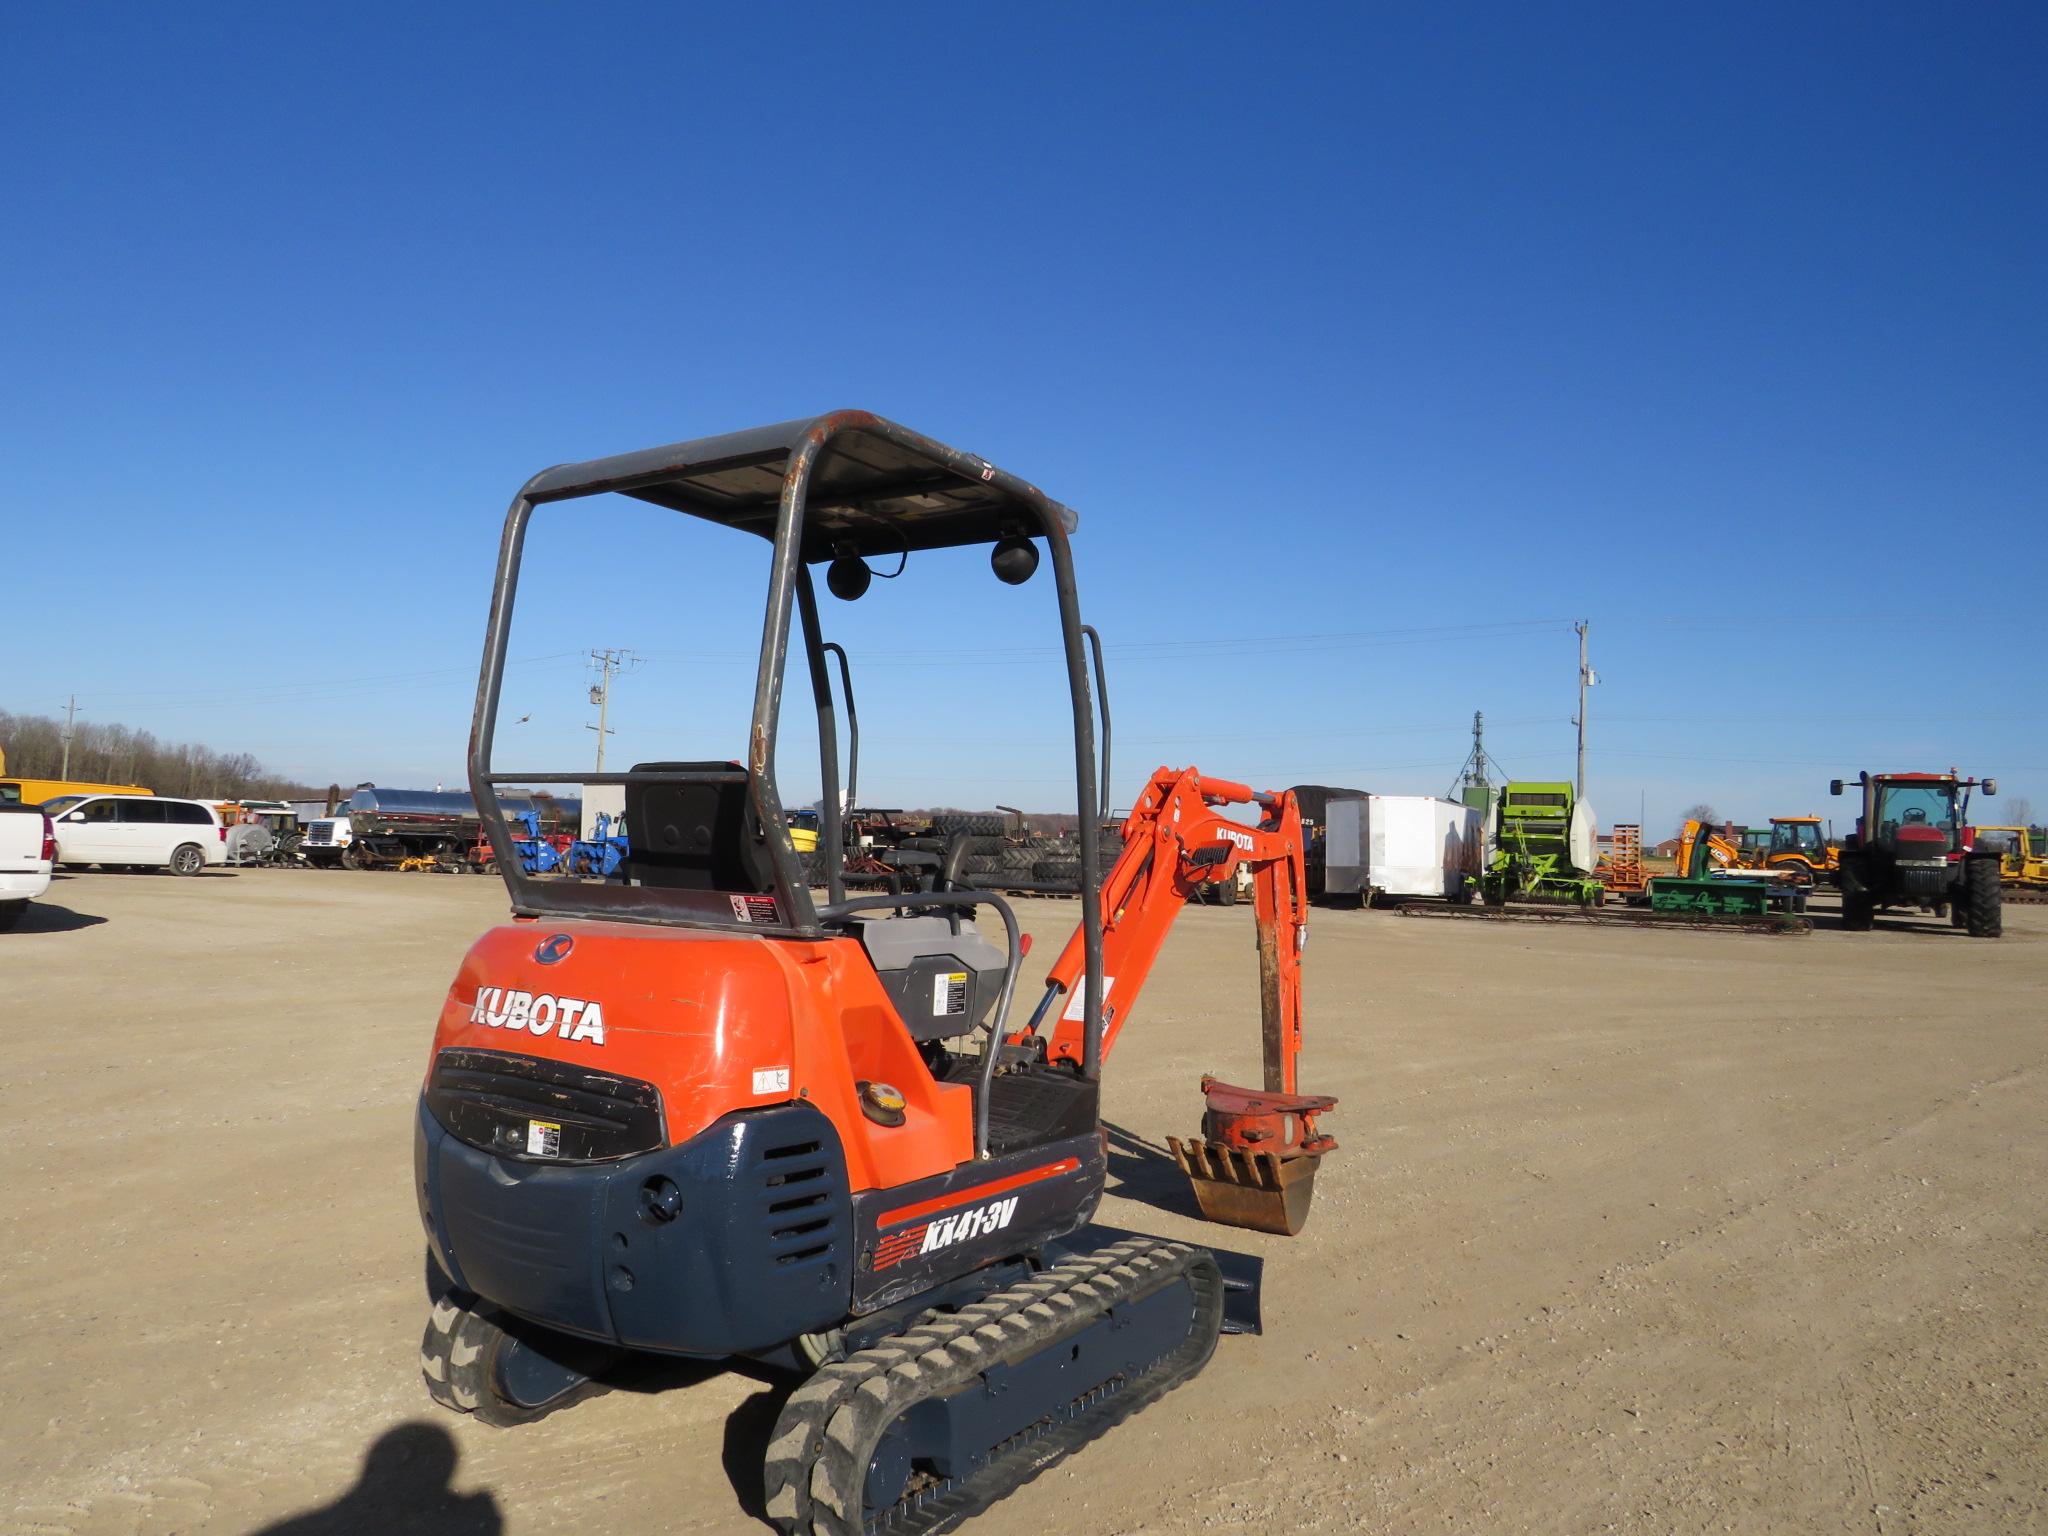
[{"x1": 347, "y1": 786, "x2": 582, "y2": 836}]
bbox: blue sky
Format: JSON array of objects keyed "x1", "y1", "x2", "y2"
[{"x1": 5, "y1": 4, "x2": 2044, "y2": 833}]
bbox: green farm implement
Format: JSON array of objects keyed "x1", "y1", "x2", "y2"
[{"x1": 1479, "y1": 781, "x2": 1604, "y2": 907}]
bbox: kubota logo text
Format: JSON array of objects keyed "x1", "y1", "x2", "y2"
[
  {"x1": 871, "y1": 1196, "x2": 1019, "y2": 1270},
  {"x1": 469, "y1": 987, "x2": 607, "y2": 1045}
]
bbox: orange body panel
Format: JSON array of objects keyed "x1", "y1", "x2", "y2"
[{"x1": 430, "y1": 919, "x2": 973, "y2": 1194}]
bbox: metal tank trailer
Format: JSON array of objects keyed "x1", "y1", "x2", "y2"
[{"x1": 345, "y1": 785, "x2": 582, "y2": 872}]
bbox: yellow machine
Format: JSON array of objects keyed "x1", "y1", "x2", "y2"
[
  {"x1": 1675, "y1": 819, "x2": 1743, "y2": 875},
  {"x1": 1764, "y1": 815, "x2": 1837, "y2": 886},
  {"x1": 0, "y1": 739, "x2": 156, "y2": 807},
  {"x1": 1976, "y1": 826, "x2": 2048, "y2": 897},
  {"x1": 785, "y1": 809, "x2": 821, "y2": 854},
  {"x1": 0, "y1": 774, "x2": 156, "y2": 808}
]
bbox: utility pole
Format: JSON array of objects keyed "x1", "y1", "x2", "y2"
[
  {"x1": 1572, "y1": 621, "x2": 1594, "y2": 802},
  {"x1": 58, "y1": 695, "x2": 79, "y2": 780},
  {"x1": 585, "y1": 649, "x2": 638, "y2": 772}
]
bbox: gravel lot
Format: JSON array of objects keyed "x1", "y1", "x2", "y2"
[{"x1": 5, "y1": 869, "x2": 2043, "y2": 1534}]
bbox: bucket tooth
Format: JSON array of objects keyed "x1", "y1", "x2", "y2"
[{"x1": 1168, "y1": 1137, "x2": 1324, "y2": 1236}]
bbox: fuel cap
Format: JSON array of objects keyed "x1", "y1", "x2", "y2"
[{"x1": 858, "y1": 1080, "x2": 907, "y2": 1127}]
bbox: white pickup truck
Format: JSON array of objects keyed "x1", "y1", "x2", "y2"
[{"x1": 0, "y1": 803, "x2": 55, "y2": 930}]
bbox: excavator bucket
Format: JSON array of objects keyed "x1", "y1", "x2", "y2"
[
  {"x1": 1169, "y1": 1077, "x2": 1338, "y2": 1237},
  {"x1": 1168, "y1": 1136, "x2": 1324, "y2": 1236}
]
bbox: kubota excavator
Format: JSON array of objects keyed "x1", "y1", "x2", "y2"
[{"x1": 412, "y1": 414, "x2": 1339, "y2": 1533}]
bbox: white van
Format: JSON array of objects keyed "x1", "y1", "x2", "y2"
[{"x1": 43, "y1": 794, "x2": 228, "y2": 875}]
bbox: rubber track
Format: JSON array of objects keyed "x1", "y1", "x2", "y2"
[
  {"x1": 1397, "y1": 902, "x2": 1811, "y2": 936},
  {"x1": 763, "y1": 1236, "x2": 1221, "y2": 1536}
]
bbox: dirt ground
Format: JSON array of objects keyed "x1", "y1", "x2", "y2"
[{"x1": 4, "y1": 869, "x2": 2043, "y2": 1535}]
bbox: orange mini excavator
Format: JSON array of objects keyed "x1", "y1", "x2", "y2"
[{"x1": 413, "y1": 414, "x2": 1339, "y2": 1532}]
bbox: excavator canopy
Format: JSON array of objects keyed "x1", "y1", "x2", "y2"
[
  {"x1": 521, "y1": 415, "x2": 1079, "y2": 564},
  {"x1": 472, "y1": 412, "x2": 1109, "y2": 1072}
]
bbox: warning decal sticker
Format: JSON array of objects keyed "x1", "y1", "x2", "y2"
[
  {"x1": 730, "y1": 894, "x2": 780, "y2": 925},
  {"x1": 933, "y1": 972, "x2": 969, "y2": 1016},
  {"x1": 526, "y1": 1120, "x2": 562, "y2": 1158}
]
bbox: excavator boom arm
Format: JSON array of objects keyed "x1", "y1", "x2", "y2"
[{"x1": 1037, "y1": 767, "x2": 1308, "y2": 1094}]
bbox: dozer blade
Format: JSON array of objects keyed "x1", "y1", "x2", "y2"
[{"x1": 1168, "y1": 1137, "x2": 1324, "y2": 1236}]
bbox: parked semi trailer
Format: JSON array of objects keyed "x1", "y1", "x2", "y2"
[
  {"x1": 1323, "y1": 793, "x2": 1483, "y2": 904},
  {"x1": 1288, "y1": 783, "x2": 1371, "y2": 899}
]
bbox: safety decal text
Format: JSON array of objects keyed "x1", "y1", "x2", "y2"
[{"x1": 731, "y1": 894, "x2": 780, "y2": 925}]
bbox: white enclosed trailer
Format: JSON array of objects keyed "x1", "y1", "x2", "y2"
[{"x1": 1325, "y1": 794, "x2": 1483, "y2": 904}]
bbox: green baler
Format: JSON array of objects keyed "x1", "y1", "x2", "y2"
[{"x1": 1480, "y1": 781, "x2": 1605, "y2": 907}]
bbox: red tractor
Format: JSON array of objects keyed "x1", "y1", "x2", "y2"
[{"x1": 1829, "y1": 771, "x2": 2002, "y2": 937}]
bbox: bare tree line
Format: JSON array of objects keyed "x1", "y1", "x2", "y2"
[{"x1": 0, "y1": 707, "x2": 322, "y2": 801}]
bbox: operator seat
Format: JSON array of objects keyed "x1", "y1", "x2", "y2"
[{"x1": 623, "y1": 760, "x2": 777, "y2": 893}]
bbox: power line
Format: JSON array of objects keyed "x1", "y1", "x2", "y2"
[
  {"x1": 55, "y1": 651, "x2": 588, "y2": 710},
  {"x1": 1599, "y1": 747, "x2": 2048, "y2": 769},
  {"x1": 634, "y1": 618, "x2": 1575, "y2": 669}
]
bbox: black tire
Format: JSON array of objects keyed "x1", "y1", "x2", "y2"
[
  {"x1": 0, "y1": 900, "x2": 24, "y2": 931},
  {"x1": 168, "y1": 843, "x2": 206, "y2": 877},
  {"x1": 341, "y1": 844, "x2": 366, "y2": 870},
  {"x1": 1033, "y1": 860, "x2": 1082, "y2": 882},
  {"x1": 1963, "y1": 855, "x2": 2003, "y2": 939},
  {"x1": 1841, "y1": 890, "x2": 1876, "y2": 931},
  {"x1": 419, "y1": 1293, "x2": 601, "y2": 1427},
  {"x1": 1950, "y1": 896, "x2": 1968, "y2": 929},
  {"x1": 1838, "y1": 855, "x2": 1874, "y2": 931},
  {"x1": 928, "y1": 813, "x2": 1007, "y2": 839},
  {"x1": 1214, "y1": 878, "x2": 1239, "y2": 906},
  {"x1": 997, "y1": 845, "x2": 1039, "y2": 871}
]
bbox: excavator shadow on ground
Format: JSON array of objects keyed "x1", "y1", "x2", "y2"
[{"x1": 1103, "y1": 1119, "x2": 1208, "y2": 1219}]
